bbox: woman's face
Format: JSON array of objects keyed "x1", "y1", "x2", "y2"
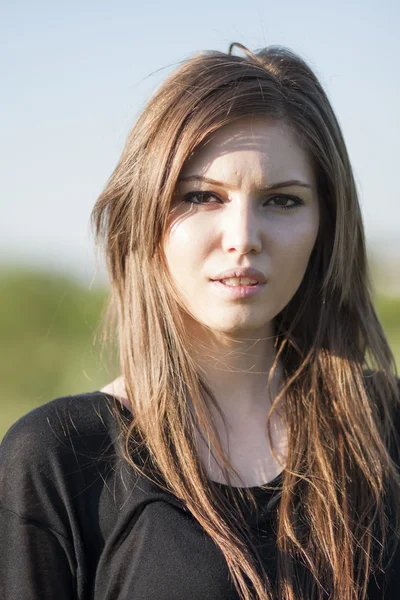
[{"x1": 163, "y1": 116, "x2": 320, "y2": 338}]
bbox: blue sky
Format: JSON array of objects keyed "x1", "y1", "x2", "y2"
[{"x1": 1, "y1": 0, "x2": 399, "y2": 283}]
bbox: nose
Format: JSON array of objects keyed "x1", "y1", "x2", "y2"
[{"x1": 221, "y1": 200, "x2": 263, "y2": 255}]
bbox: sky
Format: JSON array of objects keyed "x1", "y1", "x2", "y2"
[{"x1": 1, "y1": 0, "x2": 399, "y2": 285}]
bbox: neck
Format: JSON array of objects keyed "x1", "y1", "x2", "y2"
[
  {"x1": 102, "y1": 322, "x2": 285, "y2": 426},
  {"x1": 100, "y1": 322, "x2": 288, "y2": 486},
  {"x1": 185, "y1": 320, "x2": 284, "y2": 427},
  {"x1": 182, "y1": 321, "x2": 287, "y2": 486}
]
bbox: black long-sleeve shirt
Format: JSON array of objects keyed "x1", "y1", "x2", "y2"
[{"x1": 1, "y1": 389, "x2": 400, "y2": 599}]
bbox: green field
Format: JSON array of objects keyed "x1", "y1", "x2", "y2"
[{"x1": 1, "y1": 267, "x2": 399, "y2": 440}]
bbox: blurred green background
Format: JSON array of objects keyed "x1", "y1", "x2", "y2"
[
  {"x1": 1, "y1": 263, "x2": 399, "y2": 440},
  {"x1": 0, "y1": 266, "x2": 118, "y2": 440}
]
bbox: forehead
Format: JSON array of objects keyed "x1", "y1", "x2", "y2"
[{"x1": 180, "y1": 116, "x2": 315, "y2": 188}]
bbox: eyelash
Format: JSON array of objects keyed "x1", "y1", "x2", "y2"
[{"x1": 182, "y1": 191, "x2": 304, "y2": 210}]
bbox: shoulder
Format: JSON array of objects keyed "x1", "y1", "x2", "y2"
[
  {"x1": 0, "y1": 391, "x2": 127, "y2": 523},
  {"x1": 1, "y1": 391, "x2": 123, "y2": 463}
]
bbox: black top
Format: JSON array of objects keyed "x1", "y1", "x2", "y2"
[{"x1": 0, "y1": 389, "x2": 399, "y2": 599}]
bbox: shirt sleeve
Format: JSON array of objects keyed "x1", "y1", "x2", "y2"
[
  {"x1": 0, "y1": 506, "x2": 77, "y2": 599},
  {"x1": 0, "y1": 404, "x2": 79, "y2": 600}
]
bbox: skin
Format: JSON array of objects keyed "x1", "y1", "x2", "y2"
[{"x1": 102, "y1": 116, "x2": 320, "y2": 486}]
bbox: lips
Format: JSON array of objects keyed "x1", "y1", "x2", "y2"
[
  {"x1": 211, "y1": 279, "x2": 265, "y2": 298},
  {"x1": 211, "y1": 267, "x2": 267, "y2": 284},
  {"x1": 219, "y1": 277, "x2": 259, "y2": 285}
]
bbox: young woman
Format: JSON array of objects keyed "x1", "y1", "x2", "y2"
[{"x1": 1, "y1": 43, "x2": 400, "y2": 600}]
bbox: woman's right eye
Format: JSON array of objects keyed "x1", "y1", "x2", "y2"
[{"x1": 183, "y1": 191, "x2": 220, "y2": 204}]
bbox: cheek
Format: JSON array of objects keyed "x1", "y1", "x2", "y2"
[
  {"x1": 271, "y1": 219, "x2": 319, "y2": 279},
  {"x1": 163, "y1": 222, "x2": 207, "y2": 287},
  {"x1": 165, "y1": 215, "x2": 214, "y2": 262},
  {"x1": 166, "y1": 218, "x2": 193, "y2": 249}
]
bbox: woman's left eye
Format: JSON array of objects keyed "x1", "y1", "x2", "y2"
[
  {"x1": 267, "y1": 195, "x2": 304, "y2": 210},
  {"x1": 182, "y1": 191, "x2": 303, "y2": 210}
]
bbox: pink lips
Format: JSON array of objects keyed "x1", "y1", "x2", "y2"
[
  {"x1": 211, "y1": 279, "x2": 266, "y2": 299},
  {"x1": 211, "y1": 267, "x2": 267, "y2": 284}
]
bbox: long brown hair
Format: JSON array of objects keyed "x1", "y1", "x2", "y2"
[{"x1": 91, "y1": 43, "x2": 400, "y2": 599}]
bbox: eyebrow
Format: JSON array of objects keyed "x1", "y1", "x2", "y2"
[{"x1": 178, "y1": 175, "x2": 312, "y2": 191}]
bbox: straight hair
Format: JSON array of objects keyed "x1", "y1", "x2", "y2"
[{"x1": 91, "y1": 43, "x2": 400, "y2": 599}]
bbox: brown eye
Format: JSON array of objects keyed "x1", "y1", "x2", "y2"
[
  {"x1": 183, "y1": 192, "x2": 221, "y2": 205},
  {"x1": 266, "y1": 195, "x2": 303, "y2": 210}
]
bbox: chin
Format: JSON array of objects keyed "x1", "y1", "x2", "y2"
[{"x1": 206, "y1": 316, "x2": 273, "y2": 335}]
